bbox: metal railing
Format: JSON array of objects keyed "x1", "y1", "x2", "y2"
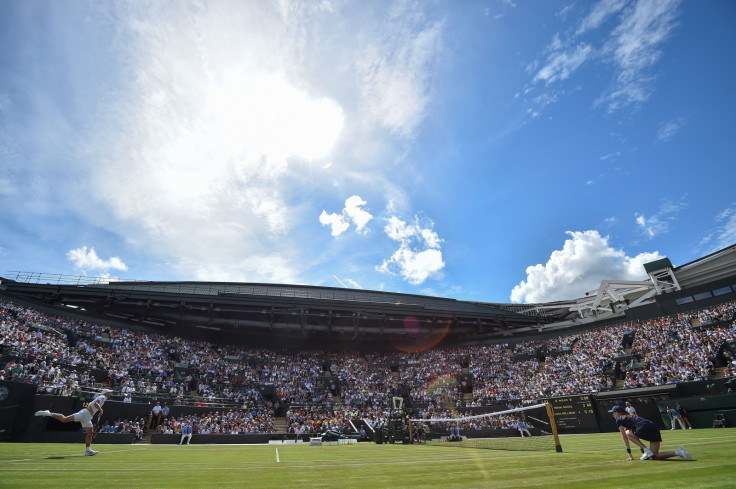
[{"x1": 4, "y1": 271, "x2": 138, "y2": 286}]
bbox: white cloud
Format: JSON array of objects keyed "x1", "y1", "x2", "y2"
[
  {"x1": 603, "y1": 216, "x2": 617, "y2": 226},
  {"x1": 0, "y1": 2, "x2": 454, "y2": 288},
  {"x1": 597, "y1": 0, "x2": 682, "y2": 111},
  {"x1": 344, "y1": 195, "x2": 373, "y2": 233},
  {"x1": 179, "y1": 254, "x2": 296, "y2": 284},
  {"x1": 44, "y1": 2, "x2": 443, "y2": 285},
  {"x1": 319, "y1": 210, "x2": 350, "y2": 237},
  {"x1": 528, "y1": 0, "x2": 682, "y2": 115},
  {"x1": 699, "y1": 204, "x2": 736, "y2": 253},
  {"x1": 634, "y1": 197, "x2": 687, "y2": 239},
  {"x1": 533, "y1": 92, "x2": 560, "y2": 108},
  {"x1": 533, "y1": 43, "x2": 593, "y2": 85},
  {"x1": 556, "y1": 3, "x2": 576, "y2": 20},
  {"x1": 384, "y1": 215, "x2": 417, "y2": 242},
  {"x1": 70, "y1": 3, "x2": 358, "y2": 283},
  {"x1": 510, "y1": 230, "x2": 661, "y2": 303},
  {"x1": 599, "y1": 151, "x2": 620, "y2": 161},
  {"x1": 713, "y1": 207, "x2": 736, "y2": 248},
  {"x1": 656, "y1": 117, "x2": 686, "y2": 142},
  {"x1": 320, "y1": 195, "x2": 373, "y2": 237},
  {"x1": 576, "y1": 0, "x2": 628, "y2": 35},
  {"x1": 7, "y1": 1, "x2": 442, "y2": 286},
  {"x1": 635, "y1": 214, "x2": 655, "y2": 238},
  {"x1": 376, "y1": 215, "x2": 445, "y2": 285},
  {"x1": 67, "y1": 246, "x2": 128, "y2": 274},
  {"x1": 356, "y1": 3, "x2": 444, "y2": 138}
]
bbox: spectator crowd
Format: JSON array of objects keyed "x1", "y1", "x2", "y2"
[{"x1": 2, "y1": 298, "x2": 735, "y2": 437}]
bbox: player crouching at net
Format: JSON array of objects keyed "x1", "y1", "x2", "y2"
[
  {"x1": 448, "y1": 423, "x2": 461, "y2": 442},
  {"x1": 35, "y1": 389, "x2": 112, "y2": 456},
  {"x1": 608, "y1": 405, "x2": 691, "y2": 461},
  {"x1": 516, "y1": 418, "x2": 532, "y2": 438}
]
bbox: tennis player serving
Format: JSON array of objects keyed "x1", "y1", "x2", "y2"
[{"x1": 35, "y1": 389, "x2": 112, "y2": 456}]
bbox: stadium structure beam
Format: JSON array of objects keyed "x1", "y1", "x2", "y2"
[{"x1": 519, "y1": 279, "x2": 659, "y2": 331}]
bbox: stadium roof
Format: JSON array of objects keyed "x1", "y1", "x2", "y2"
[
  {"x1": 2, "y1": 243, "x2": 734, "y2": 348},
  {"x1": 0, "y1": 276, "x2": 557, "y2": 348}
]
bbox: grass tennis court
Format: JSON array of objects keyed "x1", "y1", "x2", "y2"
[{"x1": 1, "y1": 429, "x2": 734, "y2": 488}]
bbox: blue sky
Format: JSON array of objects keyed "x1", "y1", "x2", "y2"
[{"x1": 1, "y1": 0, "x2": 734, "y2": 304}]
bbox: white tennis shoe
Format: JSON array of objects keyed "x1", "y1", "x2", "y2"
[
  {"x1": 676, "y1": 446, "x2": 691, "y2": 461},
  {"x1": 85, "y1": 449, "x2": 99, "y2": 456},
  {"x1": 640, "y1": 448, "x2": 654, "y2": 460}
]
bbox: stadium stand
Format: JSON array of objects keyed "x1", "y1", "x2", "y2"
[{"x1": 1, "y1": 245, "x2": 736, "y2": 442}]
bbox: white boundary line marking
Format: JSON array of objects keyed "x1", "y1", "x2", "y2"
[{"x1": 276, "y1": 448, "x2": 280, "y2": 463}]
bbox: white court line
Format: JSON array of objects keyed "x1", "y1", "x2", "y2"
[{"x1": 276, "y1": 448, "x2": 280, "y2": 463}]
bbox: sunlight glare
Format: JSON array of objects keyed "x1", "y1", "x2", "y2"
[{"x1": 209, "y1": 74, "x2": 344, "y2": 162}]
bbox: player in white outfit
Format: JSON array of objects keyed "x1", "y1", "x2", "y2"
[{"x1": 36, "y1": 389, "x2": 112, "y2": 456}]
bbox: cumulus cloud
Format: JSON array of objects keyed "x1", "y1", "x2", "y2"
[
  {"x1": 320, "y1": 195, "x2": 373, "y2": 237},
  {"x1": 376, "y1": 215, "x2": 445, "y2": 285},
  {"x1": 319, "y1": 211, "x2": 350, "y2": 237},
  {"x1": 510, "y1": 230, "x2": 661, "y2": 303},
  {"x1": 67, "y1": 246, "x2": 128, "y2": 274},
  {"x1": 343, "y1": 195, "x2": 374, "y2": 233}
]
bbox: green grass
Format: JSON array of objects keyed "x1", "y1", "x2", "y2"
[{"x1": 1, "y1": 429, "x2": 734, "y2": 488}]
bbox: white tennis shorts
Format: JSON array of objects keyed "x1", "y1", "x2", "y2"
[{"x1": 73, "y1": 409, "x2": 94, "y2": 428}]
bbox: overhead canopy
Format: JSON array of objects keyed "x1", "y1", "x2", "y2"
[{"x1": 0, "y1": 277, "x2": 556, "y2": 348}]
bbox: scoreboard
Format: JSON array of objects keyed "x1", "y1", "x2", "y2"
[{"x1": 545, "y1": 394, "x2": 599, "y2": 432}]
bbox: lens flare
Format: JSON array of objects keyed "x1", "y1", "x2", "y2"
[
  {"x1": 403, "y1": 316, "x2": 420, "y2": 335},
  {"x1": 391, "y1": 317, "x2": 451, "y2": 353}
]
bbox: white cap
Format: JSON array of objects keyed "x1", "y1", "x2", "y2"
[{"x1": 101, "y1": 389, "x2": 112, "y2": 395}]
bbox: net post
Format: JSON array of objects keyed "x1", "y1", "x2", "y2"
[{"x1": 545, "y1": 402, "x2": 563, "y2": 453}]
